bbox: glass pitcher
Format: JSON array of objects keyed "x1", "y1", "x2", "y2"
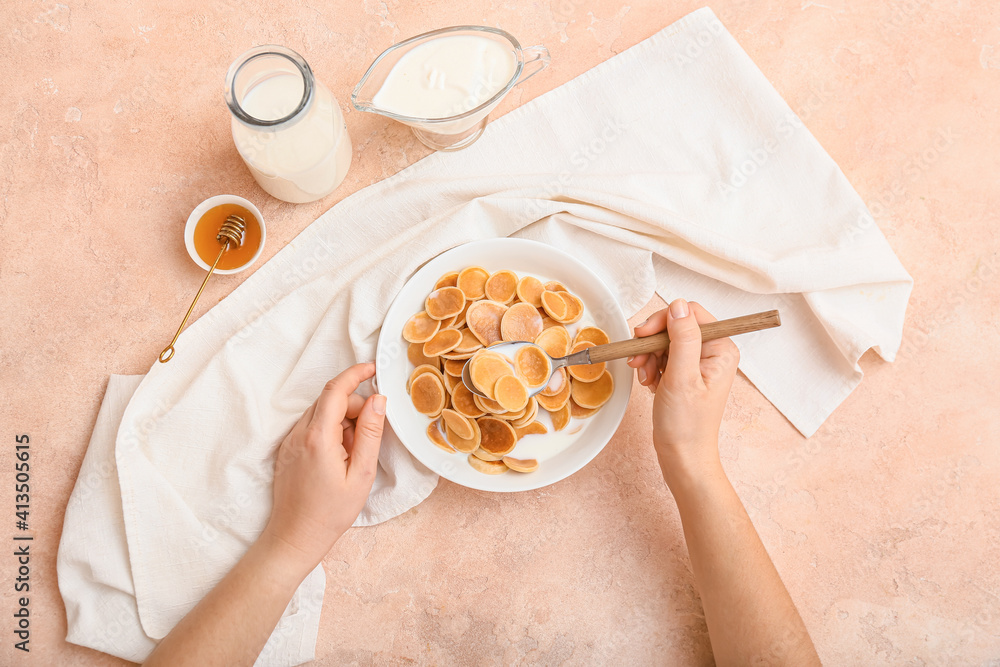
[
  {"x1": 351, "y1": 26, "x2": 550, "y2": 151},
  {"x1": 225, "y1": 45, "x2": 352, "y2": 204}
]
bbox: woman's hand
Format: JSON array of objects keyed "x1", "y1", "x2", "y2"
[
  {"x1": 628, "y1": 299, "x2": 739, "y2": 487},
  {"x1": 261, "y1": 362, "x2": 386, "y2": 575}
]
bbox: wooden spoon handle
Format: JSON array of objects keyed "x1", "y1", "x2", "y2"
[{"x1": 586, "y1": 310, "x2": 781, "y2": 363}]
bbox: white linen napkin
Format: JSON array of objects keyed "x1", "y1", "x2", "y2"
[{"x1": 58, "y1": 7, "x2": 911, "y2": 664}]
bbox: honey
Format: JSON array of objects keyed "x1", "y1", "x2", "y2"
[{"x1": 192, "y1": 203, "x2": 261, "y2": 270}]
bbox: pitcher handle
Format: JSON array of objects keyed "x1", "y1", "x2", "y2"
[{"x1": 514, "y1": 45, "x2": 550, "y2": 86}]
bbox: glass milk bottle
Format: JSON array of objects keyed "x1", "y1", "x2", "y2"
[{"x1": 225, "y1": 45, "x2": 352, "y2": 204}]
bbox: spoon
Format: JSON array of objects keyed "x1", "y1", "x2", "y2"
[
  {"x1": 462, "y1": 309, "x2": 781, "y2": 398},
  {"x1": 158, "y1": 214, "x2": 246, "y2": 363}
]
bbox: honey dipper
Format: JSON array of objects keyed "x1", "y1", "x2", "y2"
[{"x1": 159, "y1": 215, "x2": 246, "y2": 363}]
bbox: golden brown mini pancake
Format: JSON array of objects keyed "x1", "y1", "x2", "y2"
[
  {"x1": 444, "y1": 359, "x2": 466, "y2": 377},
  {"x1": 425, "y1": 286, "x2": 466, "y2": 320},
  {"x1": 515, "y1": 276, "x2": 545, "y2": 308},
  {"x1": 434, "y1": 271, "x2": 459, "y2": 289},
  {"x1": 497, "y1": 404, "x2": 527, "y2": 421},
  {"x1": 466, "y1": 300, "x2": 508, "y2": 346},
  {"x1": 567, "y1": 341, "x2": 606, "y2": 382},
  {"x1": 427, "y1": 421, "x2": 455, "y2": 453},
  {"x1": 407, "y1": 364, "x2": 445, "y2": 393},
  {"x1": 441, "y1": 408, "x2": 474, "y2": 440},
  {"x1": 558, "y1": 292, "x2": 584, "y2": 324},
  {"x1": 410, "y1": 373, "x2": 446, "y2": 417},
  {"x1": 502, "y1": 456, "x2": 539, "y2": 473},
  {"x1": 573, "y1": 326, "x2": 610, "y2": 347},
  {"x1": 540, "y1": 290, "x2": 568, "y2": 321},
  {"x1": 472, "y1": 447, "x2": 504, "y2": 462},
  {"x1": 476, "y1": 417, "x2": 518, "y2": 457},
  {"x1": 500, "y1": 302, "x2": 544, "y2": 342},
  {"x1": 494, "y1": 374, "x2": 528, "y2": 413},
  {"x1": 534, "y1": 325, "x2": 571, "y2": 359},
  {"x1": 439, "y1": 350, "x2": 475, "y2": 360},
  {"x1": 457, "y1": 266, "x2": 490, "y2": 300},
  {"x1": 510, "y1": 397, "x2": 538, "y2": 428},
  {"x1": 467, "y1": 454, "x2": 508, "y2": 475},
  {"x1": 408, "y1": 342, "x2": 440, "y2": 370},
  {"x1": 544, "y1": 280, "x2": 568, "y2": 292},
  {"x1": 452, "y1": 301, "x2": 471, "y2": 329},
  {"x1": 422, "y1": 328, "x2": 462, "y2": 357},
  {"x1": 445, "y1": 372, "x2": 462, "y2": 393},
  {"x1": 536, "y1": 383, "x2": 570, "y2": 412},
  {"x1": 454, "y1": 328, "x2": 483, "y2": 355},
  {"x1": 452, "y1": 382, "x2": 486, "y2": 418},
  {"x1": 541, "y1": 317, "x2": 560, "y2": 330},
  {"x1": 514, "y1": 345, "x2": 552, "y2": 387},
  {"x1": 446, "y1": 416, "x2": 481, "y2": 453},
  {"x1": 539, "y1": 367, "x2": 568, "y2": 397},
  {"x1": 514, "y1": 421, "x2": 547, "y2": 439},
  {"x1": 402, "y1": 312, "x2": 440, "y2": 344},
  {"x1": 484, "y1": 270, "x2": 518, "y2": 304},
  {"x1": 473, "y1": 394, "x2": 507, "y2": 415},
  {"x1": 469, "y1": 351, "x2": 514, "y2": 399},
  {"x1": 569, "y1": 398, "x2": 599, "y2": 419},
  {"x1": 550, "y1": 403, "x2": 571, "y2": 431},
  {"x1": 570, "y1": 370, "x2": 614, "y2": 409}
]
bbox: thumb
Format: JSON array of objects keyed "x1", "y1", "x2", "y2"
[
  {"x1": 663, "y1": 299, "x2": 703, "y2": 386},
  {"x1": 347, "y1": 394, "x2": 386, "y2": 485}
]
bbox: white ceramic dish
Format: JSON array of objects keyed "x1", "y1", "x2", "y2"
[
  {"x1": 183, "y1": 194, "x2": 266, "y2": 275},
  {"x1": 376, "y1": 238, "x2": 632, "y2": 492}
]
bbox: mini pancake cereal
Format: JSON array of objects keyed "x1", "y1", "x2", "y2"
[
  {"x1": 457, "y1": 266, "x2": 490, "y2": 299},
  {"x1": 409, "y1": 372, "x2": 446, "y2": 417},
  {"x1": 484, "y1": 270, "x2": 518, "y2": 304},
  {"x1": 574, "y1": 326, "x2": 610, "y2": 347},
  {"x1": 540, "y1": 290, "x2": 568, "y2": 321},
  {"x1": 434, "y1": 271, "x2": 459, "y2": 289},
  {"x1": 500, "y1": 302, "x2": 543, "y2": 342},
  {"x1": 403, "y1": 266, "x2": 618, "y2": 476},
  {"x1": 502, "y1": 456, "x2": 539, "y2": 473},
  {"x1": 570, "y1": 370, "x2": 614, "y2": 409},
  {"x1": 514, "y1": 346, "x2": 551, "y2": 387},
  {"x1": 402, "y1": 312, "x2": 440, "y2": 343},
  {"x1": 493, "y1": 374, "x2": 529, "y2": 412},
  {"x1": 534, "y1": 325, "x2": 571, "y2": 359},
  {"x1": 423, "y1": 328, "x2": 462, "y2": 356},
  {"x1": 567, "y1": 341, "x2": 606, "y2": 382},
  {"x1": 425, "y1": 286, "x2": 466, "y2": 320},
  {"x1": 515, "y1": 276, "x2": 545, "y2": 308},
  {"x1": 466, "y1": 300, "x2": 508, "y2": 346}
]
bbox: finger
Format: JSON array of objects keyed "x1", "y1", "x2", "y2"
[
  {"x1": 344, "y1": 393, "x2": 366, "y2": 420},
  {"x1": 662, "y1": 299, "x2": 704, "y2": 387},
  {"x1": 687, "y1": 302, "x2": 734, "y2": 361},
  {"x1": 341, "y1": 419, "x2": 356, "y2": 456},
  {"x1": 627, "y1": 353, "x2": 649, "y2": 369},
  {"x1": 312, "y1": 363, "x2": 376, "y2": 433},
  {"x1": 347, "y1": 394, "x2": 386, "y2": 486},
  {"x1": 634, "y1": 308, "x2": 671, "y2": 336},
  {"x1": 641, "y1": 354, "x2": 659, "y2": 388}
]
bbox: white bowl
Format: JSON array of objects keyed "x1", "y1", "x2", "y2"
[
  {"x1": 183, "y1": 194, "x2": 266, "y2": 275},
  {"x1": 376, "y1": 238, "x2": 632, "y2": 492}
]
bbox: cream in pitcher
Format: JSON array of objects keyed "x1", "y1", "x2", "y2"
[
  {"x1": 352, "y1": 26, "x2": 550, "y2": 151},
  {"x1": 226, "y1": 45, "x2": 352, "y2": 204},
  {"x1": 371, "y1": 34, "x2": 517, "y2": 119}
]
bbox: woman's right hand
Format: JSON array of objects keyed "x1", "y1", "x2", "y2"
[{"x1": 628, "y1": 299, "x2": 740, "y2": 488}]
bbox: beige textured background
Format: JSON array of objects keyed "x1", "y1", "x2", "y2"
[{"x1": 2, "y1": 0, "x2": 999, "y2": 664}]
